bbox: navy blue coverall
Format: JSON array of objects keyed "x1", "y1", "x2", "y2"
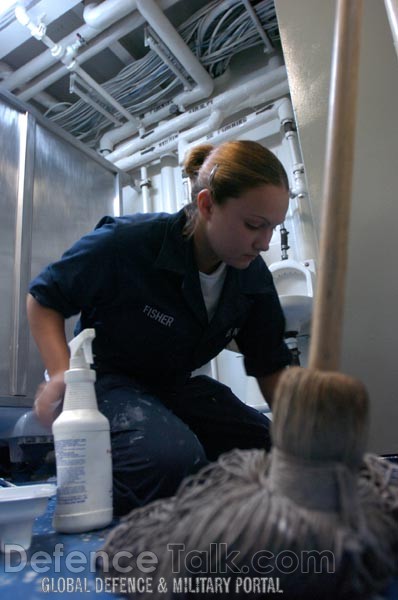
[{"x1": 29, "y1": 210, "x2": 291, "y2": 515}]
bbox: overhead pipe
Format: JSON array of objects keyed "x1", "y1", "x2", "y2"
[
  {"x1": 115, "y1": 110, "x2": 223, "y2": 169},
  {"x1": 100, "y1": 122, "x2": 141, "y2": 156},
  {"x1": 181, "y1": 96, "x2": 285, "y2": 152},
  {"x1": 17, "y1": 0, "x2": 213, "y2": 115},
  {"x1": 144, "y1": 27, "x2": 193, "y2": 91},
  {"x1": 135, "y1": 0, "x2": 214, "y2": 109},
  {"x1": 114, "y1": 108, "x2": 268, "y2": 172},
  {"x1": 104, "y1": 64, "x2": 287, "y2": 160},
  {"x1": 83, "y1": 0, "x2": 137, "y2": 30},
  {"x1": 3, "y1": 3, "x2": 132, "y2": 92},
  {"x1": 99, "y1": 54, "x2": 284, "y2": 153},
  {"x1": 16, "y1": 12, "x2": 149, "y2": 102},
  {"x1": 14, "y1": 0, "x2": 213, "y2": 135},
  {"x1": 14, "y1": 6, "x2": 139, "y2": 127},
  {"x1": 100, "y1": 99, "x2": 210, "y2": 156},
  {"x1": 103, "y1": 101, "x2": 213, "y2": 160},
  {"x1": 1, "y1": 0, "x2": 179, "y2": 94},
  {"x1": 0, "y1": 61, "x2": 59, "y2": 111},
  {"x1": 0, "y1": 0, "x2": 83, "y2": 60},
  {"x1": 98, "y1": 98, "x2": 202, "y2": 156},
  {"x1": 177, "y1": 109, "x2": 224, "y2": 164},
  {"x1": 114, "y1": 88, "x2": 289, "y2": 172}
]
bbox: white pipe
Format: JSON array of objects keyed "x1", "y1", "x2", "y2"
[
  {"x1": 140, "y1": 166, "x2": 151, "y2": 213},
  {"x1": 0, "y1": 61, "x2": 12, "y2": 79},
  {"x1": 102, "y1": 75, "x2": 284, "y2": 155},
  {"x1": 3, "y1": 11, "x2": 120, "y2": 92},
  {"x1": 278, "y1": 98, "x2": 318, "y2": 263},
  {"x1": 113, "y1": 79, "x2": 288, "y2": 171},
  {"x1": 183, "y1": 98, "x2": 283, "y2": 149},
  {"x1": 100, "y1": 122, "x2": 139, "y2": 155},
  {"x1": 135, "y1": 0, "x2": 214, "y2": 109},
  {"x1": 177, "y1": 109, "x2": 224, "y2": 164},
  {"x1": 105, "y1": 65, "x2": 287, "y2": 161},
  {"x1": 83, "y1": 0, "x2": 137, "y2": 30},
  {"x1": 145, "y1": 30, "x2": 192, "y2": 91},
  {"x1": 101, "y1": 81, "x2": 246, "y2": 154},
  {"x1": 160, "y1": 154, "x2": 178, "y2": 213},
  {"x1": 16, "y1": 13, "x2": 145, "y2": 100},
  {"x1": 14, "y1": 6, "x2": 139, "y2": 127},
  {"x1": 278, "y1": 97, "x2": 306, "y2": 196},
  {"x1": 106, "y1": 101, "x2": 213, "y2": 162},
  {"x1": 384, "y1": 0, "x2": 398, "y2": 60},
  {"x1": 2, "y1": 0, "x2": 179, "y2": 94},
  {"x1": 99, "y1": 103, "x2": 180, "y2": 154},
  {"x1": 115, "y1": 88, "x2": 288, "y2": 172},
  {"x1": 0, "y1": 61, "x2": 58, "y2": 110},
  {"x1": 289, "y1": 194, "x2": 319, "y2": 264}
]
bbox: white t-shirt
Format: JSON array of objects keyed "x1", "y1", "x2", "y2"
[{"x1": 199, "y1": 262, "x2": 227, "y2": 321}]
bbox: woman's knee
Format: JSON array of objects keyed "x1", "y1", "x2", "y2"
[
  {"x1": 154, "y1": 428, "x2": 207, "y2": 476},
  {"x1": 112, "y1": 425, "x2": 207, "y2": 479},
  {"x1": 111, "y1": 427, "x2": 207, "y2": 514}
]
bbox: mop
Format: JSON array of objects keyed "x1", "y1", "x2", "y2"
[
  {"x1": 98, "y1": 366, "x2": 398, "y2": 598},
  {"x1": 97, "y1": 1, "x2": 398, "y2": 598}
]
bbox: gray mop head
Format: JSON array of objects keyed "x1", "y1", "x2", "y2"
[{"x1": 97, "y1": 368, "x2": 398, "y2": 599}]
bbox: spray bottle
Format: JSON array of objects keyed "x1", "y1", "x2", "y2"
[{"x1": 52, "y1": 329, "x2": 113, "y2": 533}]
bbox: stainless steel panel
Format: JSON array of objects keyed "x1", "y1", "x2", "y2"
[
  {"x1": 0, "y1": 92, "x2": 124, "y2": 405},
  {"x1": 0, "y1": 100, "x2": 21, "y2": 395},
  {"x1": 10, "y1": 113, "x2": 36, "y2": 396},
  {"x1": 27, "y1": 124, "x2": 120, "y2": 396}
]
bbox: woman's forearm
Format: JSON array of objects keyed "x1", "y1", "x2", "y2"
[
  {"x1": 27, "y1": 294, "x2": 69, "y2": 377},
  {"x1": 26, "y1": 293, "x2": 69, "y2": 376},
  {"x1": 27, "y1": 294, "x2": 71, "y2": 426}
]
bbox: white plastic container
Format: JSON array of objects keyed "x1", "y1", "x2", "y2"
[
  {"x1": 0, "y1": 483, "x2": 56, "y2": 552},
  {"x1": 52, "y1": 329, "x2": 113, "y2": 533}
]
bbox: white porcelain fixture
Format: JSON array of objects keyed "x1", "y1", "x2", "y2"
[
  {"x1": 269, "y1": 259, "x2": 315, "y2": 333},
  {"x1": 0, "y1": 483, "x2": 56, "y2": 552}
]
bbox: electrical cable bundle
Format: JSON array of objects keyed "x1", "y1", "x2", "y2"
[{"x1": 45, "y1": 0, "x2": 280, "y2": 147}]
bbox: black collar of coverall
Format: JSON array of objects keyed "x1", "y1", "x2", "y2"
[{"x1": 155, "y1": 209, "x2": 272, "y2": 297}]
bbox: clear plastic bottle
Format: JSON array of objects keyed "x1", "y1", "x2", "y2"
[{"x1": 52, "y1": 329, "x2": 113, "y2": 533}]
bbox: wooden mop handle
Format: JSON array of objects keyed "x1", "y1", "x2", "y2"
[{"x1": 308, "y1": 0, "x2": 364, "y2": 371}]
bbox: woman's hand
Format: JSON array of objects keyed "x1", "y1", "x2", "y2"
[
  {"x1": 33, "y1": 372, "x2": 65, "y2": 428},
  {"x1": 27, "y1": 295, "x2": 69, "y2": 427}
]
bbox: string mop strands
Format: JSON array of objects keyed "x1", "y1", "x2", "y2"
[{"x1": 97, "y1": 368, "x2": 398, "y2": 599}]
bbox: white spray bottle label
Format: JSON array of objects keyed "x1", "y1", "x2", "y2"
[{"x1": 52, "y1": 329, "x2": 113, "y2": 533}]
